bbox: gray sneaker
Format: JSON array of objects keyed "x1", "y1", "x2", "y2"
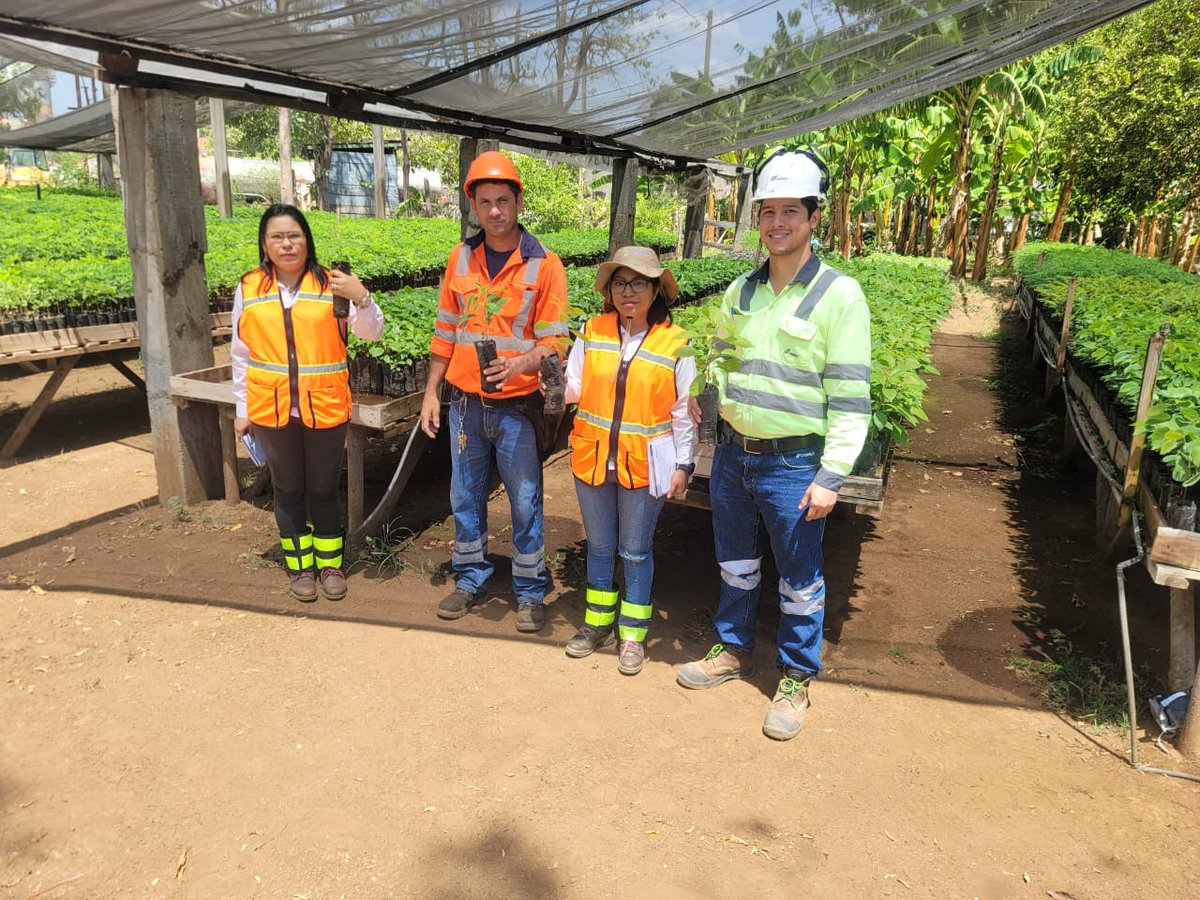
[
  {"x1": 762, "y1": 674, "x2": 811, "y2": 741},
  {"x1": 437, "y1": 588, "x2": 482, "y2": 620},
  {"x1": 516, "y1": 602, "x2": 545, "y2": 633},
  {"x1": 565, "y1": 624, "x2": 614, "y2": 658},
  {"x1": 676, "y1": 643, "x2": 754, "y2": 689}
]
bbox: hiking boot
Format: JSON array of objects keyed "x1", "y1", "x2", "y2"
[
  {"x1": 676, "y1": 643, "x2": 754, "y2": 689},
  {"x1": 762, "y1": 672, "x2": 811, "y2": 741},
  {"x1": 319, "y1": 567, "x2": 347, "y2": 601},
  {"x1": 289, "y1": 571, "x2": 318, "y2": 603},
  {"x1": 438, "y1": 587, "x2": 482, "y2": 620},
  {"x1": 516, "y1": 602, "x2": 545, "y2": 633},
  {"x1": 617, "y1": 639, "x2": 645, "y2": 676},
  {"x1": 565, "y1": 624, "x2": 614, "y2": 658}
]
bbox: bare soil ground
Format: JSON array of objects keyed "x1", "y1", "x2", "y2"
[{"x1": 2, "y1": 288, "x2": 1197, "y2": 900}]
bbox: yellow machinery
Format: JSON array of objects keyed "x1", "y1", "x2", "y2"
[{"x1": 2, "y1": 148, "x2": 50, "y2": 187}]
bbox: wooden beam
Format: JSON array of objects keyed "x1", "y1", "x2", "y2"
[
  {"x1": 373, "y1": 124, "x2": 387, "y2": 218},
  {"x1": 100, "y1": 352, "x2": 146, "y2": 391},
  {"x1": 115, "y1": 86, "x2": 222, "y2": 503},
  {"x1": 210, "y1": 97, "x2": 233, "y2": 218},
  {"x1": 682, "y1": 166, "x2": 708, "y2": 259},
  {"x1": 1169, "y1": 584, "x2": 1196, "y2": 693},
  {"x1": 608, "y1": 156, "x2": 638, "y2": 257},
  {"x1": 0, "y1": 355, "x2": 80, "y2": 463},
  {"x1": 217, "y1": 408, "x2": 240, "y2": 505}
]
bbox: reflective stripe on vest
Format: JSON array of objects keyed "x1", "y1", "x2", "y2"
[
  {"x1": 448, "y1": 244, "x2": 545, "y2": 352},
  {"x1": 570, "y1": 313, "x2": 686, "y2": 489}
]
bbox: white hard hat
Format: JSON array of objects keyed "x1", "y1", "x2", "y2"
[{"x1": 752, "y1": 148, "x2": 828, "y2": 204}]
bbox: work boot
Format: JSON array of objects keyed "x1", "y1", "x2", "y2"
[
  {"x1": 617, "y1": 639, "x2": 645, "y2": 676},
  {"x1": 313, "y1": 532, "x2": 345, "y2": 600},
  {"x1": 288, "y1": 571, "x2": 318, "y2": 603},
  {"x1": 762, "y1": 672, "x2": 811, "y2": 741},
  {"x1": 516, "y1": 602, "x2": 545, "y2": 633},
  {"x1": 676, "y1": 643, "x2": 754, "y2": 689},
  {"x1": 438, "y1": 587, "x2": 482, "y2": 620},
  {"x1": 319, "y1": 567, "x2": 347, "y2": 601},
  {"x1": 565, "y1": 624, "x2": 614, "y2": 658},
  {"x1": 281, "y1": 531, "x2": 316, "y2": 603}
]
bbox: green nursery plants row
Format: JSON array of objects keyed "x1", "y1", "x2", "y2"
[
  {"x1": 0, "y1": 187, "x2": 674, "y2": 325},
  {"x1": 1014, "y1": 242, "x2": 1196, "y2": 291}
]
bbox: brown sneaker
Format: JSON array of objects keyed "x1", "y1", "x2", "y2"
[
  {"x1": 762, "y1": 673, "x2": 811, "y2": 741},
  {"x1": 565, "y1": 624, "x2": 614, "y2": 658},
  {"x1": 676, "y1": 643, "x2": 754, "y2": 689},
  {"x1": 516, "y1": 602, "x2": 545, "y2": 633},
  {"x1": 438, "y1": 588, "x2": 484, "y2": 619},
  {"x1": 289, "y1": 571, "x2": 318, "y2": 603},
  {"x1": 617, "y1": 639, "x2": 645, "y2": 676},
  {"x1": 319, "y1": 567, "x2": 347, "y2": 601}
]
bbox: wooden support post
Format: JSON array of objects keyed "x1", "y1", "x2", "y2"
[
  {"x1": 1114, "y1": 325, "x2": 1171, "y2": 540},
  {"x1": 278, "y1": 107, "x2": 295, "y2": 205},
  {"x1": 732, "y1": 171, "x2": 753, "y2": 250},
  {"x1": 346, "y1": 425, "x2": 366, "y2": 536},
  {"x1": 683, "y1": 166, "x2": 709, "y2": 259},
  {"x1": 210, "y1": 97, "x2": 233, "y2": 218},
  {"x1": 458, "y1": 137, "x2": 499, "y2": 241},
  {"x1": 115, "y1": 86, "x2": 222, "y2": 504},
  {"x1": 1169, "y1": 584, "x2": 1196, "y2": 693},
  {"x1": 1055, "y1": 277, "x2": 1076, "y2": 374},
  {"x1": 97, "y1": 153, "x2": 116, "y2": 191},
  {"x1": 0, "y1": 355, "x2": 80, "y2": 463},
  {"x1": 217, "y1": 409, "x2": 240, "y2": 505},
  {"x1": 607, "y1": 156, "x2": 638, "y2": 258},
  {"x1": 372, "y1": 124, "x2": 387, "y2": 218}
]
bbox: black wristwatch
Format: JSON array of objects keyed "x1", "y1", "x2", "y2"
[{"x1": 676, "y1": 462, "x2": 696, "y2": 476}]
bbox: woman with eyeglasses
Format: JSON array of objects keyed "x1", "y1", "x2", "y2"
[
  {"x1": 558, "y1": 246, "x2": 696, "y2": 674},
  {"x1": 231, "y1": 204, "x2": 383, "y2": 602}
]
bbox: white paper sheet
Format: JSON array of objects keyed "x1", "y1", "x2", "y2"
[{"x1": 647, "y1": 433, "x2": 676, "y2": 498}]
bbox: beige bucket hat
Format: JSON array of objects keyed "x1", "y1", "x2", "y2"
[{"x1": 594, "y1": 246, "x2": 680, "y2": 305}]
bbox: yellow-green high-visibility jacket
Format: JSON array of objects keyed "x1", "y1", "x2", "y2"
[{"x1": 716, "y1": 254, "x2": 872, "y2": 492}]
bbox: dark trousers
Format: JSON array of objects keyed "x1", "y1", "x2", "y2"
[{"x1": 254, "y1": 418, "x2": 348, "y2": 536}]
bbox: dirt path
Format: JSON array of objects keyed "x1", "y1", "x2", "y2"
[{"x1": 2, "y1": 289, "x2": 1197, "y2": 899}]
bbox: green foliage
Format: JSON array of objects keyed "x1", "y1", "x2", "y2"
[
  {"x1": 0, "y1": 187, "x2": 674, "y2": 313},
  {"x1": 512, "y1": 152, "x2": 584, "y2": 233},
  {"x1": 1014, "y1": 242, "x2": 1197, "y2": 291},
  {"x1": 1035, "y1": 270, "x2": 1200, "y2": 485}
]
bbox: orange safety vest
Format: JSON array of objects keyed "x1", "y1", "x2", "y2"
[
  {"x1": 571, "y1": 312, "x2": 687, "y2": 489},
  {"x1": 238, "y1": 268, "x2": 351, "y2": 429},
  {"x1": 430, "y1": 230, "x2": 569, "y2": 399}
]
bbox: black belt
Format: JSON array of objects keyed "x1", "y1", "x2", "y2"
[
  {"x1": 719, "y1": 422, "x2": 823, "y2": 455},
  {"x1": 462, "y1": 390, "x2": 532, "y2": 409}
]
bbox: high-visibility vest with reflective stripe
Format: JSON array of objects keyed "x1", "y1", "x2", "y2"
[
  {"x1": 571, "y1": 312, "x2": 687, "y2": 489},
  {"x1": 716, "y1": 260, "x2": 872, "y2": 481},
  {"x1": 433, "y1": 236, "x2": 569, "y2": 398},
  {"x1": 238, "y1": 268, "x2": 351, "y2": 429}
]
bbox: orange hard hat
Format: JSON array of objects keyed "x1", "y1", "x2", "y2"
[{"x1": 463, "y1": 150, "x2": 523, "y2": 197}]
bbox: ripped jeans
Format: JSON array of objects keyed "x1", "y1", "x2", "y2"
[
  {"x1": 573, "y1": 472, "x2": 666, "y2": 607},
  {"x1": 709, "y1": 442, "x2": 827, "y2": 676}
]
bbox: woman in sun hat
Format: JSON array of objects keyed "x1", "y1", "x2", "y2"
[{"x1": 556, "y1": 246, "x2": 696, "y2": 675}]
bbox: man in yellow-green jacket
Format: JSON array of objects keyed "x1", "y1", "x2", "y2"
[{"x1": 676, "y1": 147, "x2": 872, "y2": 742}]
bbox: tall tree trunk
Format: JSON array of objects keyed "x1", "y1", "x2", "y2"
[
  {"x1": 1045, "y1": 165, "x2": 1074, "y2": 243},
  {"x1": 893, "y1": 198, "x2": 907, "y2": 255},
  {"x1": 1146, "y1": 215, "x2": 1160, "y2": 258},
  {"x1": 313, "y1": 114, "x2": 333, "y2": 211},
  {"x1": 1008, "y1": 146, "x2": 1039, "y2": 259},
  {"x1": 854, "y1": 212, "x2": 864, "y2": 255},
  {"x1": 923, "y1": 176, "x2": 937, "y2": 258},
  {"x1": 278, "y1": 107, "x2": 294, "y2": 205},
  {"x1": 1183, "y1": 229, "x2": 1200, "y2": 273},
  {"x1": 1011, "y1": 213, "x2": 1030, "y2": 256},
  {"x1": 1171, "y1": 211, "x2": 1193, "y2": 266},
  {"x1": 938, "y1": 111, "x2": 972, "y2": 260},
  {"x1": 1133, "y1": 216, "x2": 1148, "y2": 255},
  {"x1": 971, "y1": 116, "x2": 1007, "y2": 282}
]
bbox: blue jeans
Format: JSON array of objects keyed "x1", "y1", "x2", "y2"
[
  {"x1": 709, "y1": 441, "x2": 826, "y2": 675},
  {"x1": 573, "y1": 473, "x2": 666, "y2": 608},
  {"x1": 448, "y1": 388, "x2": 547, "y2": 602}
]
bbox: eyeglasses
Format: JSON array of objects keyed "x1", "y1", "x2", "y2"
[
  {"x1": 266, "y1": 231, "x2": 305, "y2": 244},
  {"x1": 610, "y1": 277, "x2": 651, "y2": 294}
]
